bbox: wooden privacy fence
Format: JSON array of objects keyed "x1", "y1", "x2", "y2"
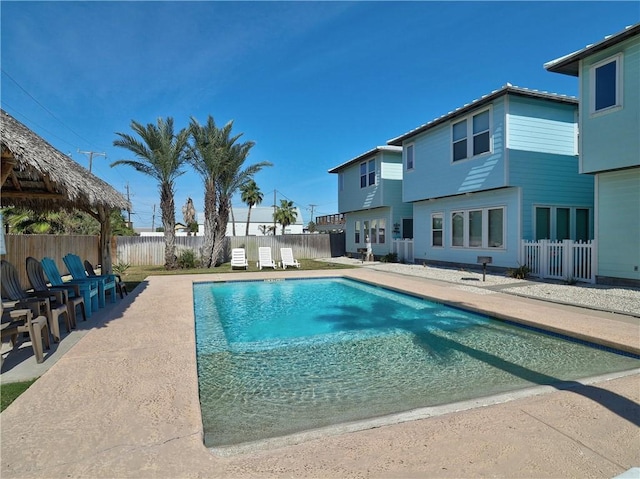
[
  {"x1": 3, "y1": 234, "x2": 103, "y2": 290},
  {"x1": 521, "y1": 239, "x2": 596, "y2": 284},
  {"x1": 115, "y1": 233, "x2": 346, "y2": 266},
  {"x1": 2, "y1": 233, "x2": 346, "y2": 288}
]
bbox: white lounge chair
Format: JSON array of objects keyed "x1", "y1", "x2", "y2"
[
  {"x1": 257, "y1": 247, "x2": 277, "y2": 270},
  {"x1": 230, "y1": 248, "x2": 249, "y2": 270},
  {"x1": 280, "y1": 247, "x2": 300, "y2": 269}
]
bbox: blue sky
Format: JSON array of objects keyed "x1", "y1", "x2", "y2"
[{"x1": 2, "y1": 1, "x2": 638, "y2": 229}]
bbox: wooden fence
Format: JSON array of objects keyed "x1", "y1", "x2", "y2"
[
  {"x1": 3, "y1": 234, "x2": 104, "y2": 290},
  {"x1": 115, "y1": 233, "x2": 346, "y2": 266},
  {"x1": 2, "y1": 233, "x2": 345, "y2": 288}
]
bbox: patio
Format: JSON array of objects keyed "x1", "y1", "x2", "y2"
[{"x1": 1, "y1": 268, "x2": 638, "y2": 478}]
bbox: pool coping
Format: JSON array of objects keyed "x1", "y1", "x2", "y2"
[{"x1": 2, "y1": 268, "x2": 639, "y2": 478}]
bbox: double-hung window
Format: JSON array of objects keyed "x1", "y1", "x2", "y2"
[
  {"x1": 360, "y1": 159, "x2": 376, "y2": 188},
  {"x1": 354, "y1": 220, "x2": 361, "y2": 244},
  {"x1": 406, "y1": 144, "x2": 414, "y2": 170},
  {"x1": 431, "y1": 213, "x2": 443, "y2": 247},
  {"x1": 590, "y1": 54, "x2": 622, "y2": 115},
  {"x1": 452, "y1": 109, "x2": 491, "y2": 161}
]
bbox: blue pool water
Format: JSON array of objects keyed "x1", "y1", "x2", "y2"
[{"x1": 194, "y1": 277, "x2": 639, "y2": 448}]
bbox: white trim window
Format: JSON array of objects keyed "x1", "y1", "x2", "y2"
[
  {"x1": 406, "y1": 143, "x2": 414, "y2": 170},
  {"x1": 360, "y1": 159, "x2": 376, "y2": 188},
  {"x1": 450, "y1": 207, "x2": 505, "y2": 249},
  {"x1": 590, "y1": 54, "x2": 623, "y2": 115},
  {"x1": 354, "y1": 220, "x2": 361, "y2": 244},
  {"x1": 452, "y1": 108, "x2": 491, "y2": 162},
  {"x1": 431, "y1": 213, "x2": 443, "y2": 247}
]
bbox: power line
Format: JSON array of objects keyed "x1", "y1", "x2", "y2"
[{"x1": 1, "y1": 68, "x2": 99, "y2": 147}]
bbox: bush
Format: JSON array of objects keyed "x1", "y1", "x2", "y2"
[
  {"x1": 507, "y1": 264, "x2": 530, "y2": 279},
  {"x1": 380, "y1": 252, "x2": 398, "y2": 263},
  {"x1": 177, "y1": 249, "x2": 199, "y2": 269}
]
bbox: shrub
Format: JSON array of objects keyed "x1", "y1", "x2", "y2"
[
  {"x1": 177, "y1": 249, "x2": 199, "y2": 269},
  {"x1": 113, "y1": 260, "x2": 131, "y2": 276},
  {"x1": 380, "y1": 252, "x2": 398, "y2": 263},
  {"x1": 507, "y1": 264, "x2": 530, "y2": 279}
]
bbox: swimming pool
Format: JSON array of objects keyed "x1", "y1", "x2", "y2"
[{"x1": 194, "y1": 277, "x2": 640, "y2": 449}]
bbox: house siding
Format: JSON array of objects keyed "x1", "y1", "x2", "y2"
[
  {"x1": 509, "y1": 150, "x2": 593, "y2": 240},
  {"x1": 596, "y1": 169, "x2": 640, "y2": 282},
  {"x1": 403, "y1": 99, "x2": 507, "y2": 203},
  {"x1": 580, "y1": 36, "x2": 640, "y2": 174},
  {"x1": 344, "y1": 207, "x2": 393, "y2": 257},
  {"x1": 336, "y1": 151, "x2": 404, "y2": 213},
  {"x1": 507, "y1": 97, "x2": 577, "y2": 156},
  {"x1": 413, "y1": 187, "x2": 520, "y2": 268}
]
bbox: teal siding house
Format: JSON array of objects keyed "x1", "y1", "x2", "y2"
[
  {"x1": 546, "y1": 24, "x2": 640, "y2": 286},
  {"x1": 329, "y1": 146, "x2": 413, "y2": 257},
  {"x1": 387, "y1": 84, "x2": 593, "y2": 269}
]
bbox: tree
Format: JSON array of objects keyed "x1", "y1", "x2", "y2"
[
  {"x1": 239, "y1": 180, "x2": 263, "y2": 236},
  {"x1": 112, "y1": 117, "x2": 189, "y2": 269},
  {"x1": 182, "y1": 197, "x2": 197, "y2": 236},
  {"x1": 307, "y1": 220, "x2": 316, "y2": 233},
  {"x1": 274, "y1": 199, "x2": 297, "y2": 235},
  {"x1": 188, "y1": 115, "x2": 271, "y2": 267}
]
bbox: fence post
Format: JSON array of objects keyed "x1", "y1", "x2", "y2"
[
  {"x1": 539, "y1": 240, "x2": 548, "y2": 279},
  {"x1": 563, "y1": 239, "x2": 572, "y2": 280}
]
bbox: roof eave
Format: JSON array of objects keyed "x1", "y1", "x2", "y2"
[
  {"x1": 328, "y1": 145, "x2": 402, "y2": 173},
  {"x1": 544, "y1": 23, "x2": 640, "y2": 76}
]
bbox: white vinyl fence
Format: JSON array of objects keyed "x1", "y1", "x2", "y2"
[
  {"x1": 392, "y1": 239, "x2": 414, "y2": 263},
  {"x1": 521, "y1": 239, "x2": 596, "y2": 283}
]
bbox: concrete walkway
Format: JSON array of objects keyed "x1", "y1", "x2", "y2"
[{"x1": 1, "y1": 269, "x2": 639, "y2": 478}]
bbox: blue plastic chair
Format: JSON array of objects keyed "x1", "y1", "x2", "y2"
[
  {"x1": 41, "y1": 257, "x2": 99, "y2": 318},
  {"x1": 63, "y1": 254, "x2": 116, "y2": 308}
]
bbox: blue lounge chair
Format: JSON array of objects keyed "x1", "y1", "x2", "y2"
[
  {"x1": 41, "y1": 257, "x2": 99, "y2": 318},
  {"x1": 63, "y1": 254, "x2": 116, "y2": 308}
]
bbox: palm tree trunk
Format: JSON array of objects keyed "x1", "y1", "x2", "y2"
[
  {"x1": 231, "y1": 205, "x2": 236, "y2": 236},
  {"x1": 201, "y1": 181, "x2": 217, "y2": 268},
  {"x1": 245, "y1": 204, "x2": 252, "y2": 236},
  {"x1": 161, "y1": 183, "x2": 178, "y2": 269},
  {"x1": 211, "y1": 196, "x2": 230, "y2": 266}
]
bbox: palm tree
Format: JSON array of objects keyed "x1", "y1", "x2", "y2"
[
  {"x1": 112, "y1": 117, "x2": 189, "y2": 269},
  {"x1": 274, "y1": 199, "x2": 298, "y2": 235},
  {"x1": 188, "y1": 115, "x2": 271, "y2": 267},
  {"x1": 240, "y1": 180, "x2": 263, "y2": 236},
  {"x1": 182, "y1": 197, "x2": 197, "y2": 236}
]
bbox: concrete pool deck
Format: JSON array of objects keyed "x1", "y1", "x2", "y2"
[{"x1": 1, "y1": 268, "x2": 639, "y2": 478}]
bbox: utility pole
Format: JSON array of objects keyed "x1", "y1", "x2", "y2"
[
  {"x1": 77, "y1": 149, "x2": 106, "y2": 173},
  {"x1": 309, "y1": 204, "x2": 317, "y2": 224},
  {"x1": 273, "y1": 189, "x2": 277, "y2": 235},
  {"x1": 124, "y1": 183, "x2": 133, "y2": 229},
  {"x1": 151, "y1": 204, "x2": 156, "y2": 232}
]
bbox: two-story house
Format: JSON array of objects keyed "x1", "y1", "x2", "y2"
[
  {"x1": 545, "y1": 24, "x2": 640, "y2": 286},
  {"x1": 328, "y1": 146, "x2": 412, "y2": 258},
  {"x1": 387, "y1": 84, "x2": 594, "y2": 269}
]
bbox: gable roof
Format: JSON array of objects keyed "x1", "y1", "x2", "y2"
[
  {"x1": 1, "y1": 109, "x2": 129, "y2": 213},
  {"x1": 544, "y1": 23, "x2": 640, "y2": 76},
  {"x1": 387, "y1": 84, "x2": 577, "y2": 146},
  {"x1": 328, "y1": 145, "x2": 402, "y2": 174},
  {"x1": 227, "y1": 206, "x2": 304, "y2": 225}
]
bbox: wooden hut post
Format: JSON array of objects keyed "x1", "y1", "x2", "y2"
[{"x1": 98, "y1": 205, "x2": 113, "y2": 275}]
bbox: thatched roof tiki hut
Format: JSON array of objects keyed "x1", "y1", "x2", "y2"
[{"x1": 1, "y1": 109, "x2": 130, "y2": 274}]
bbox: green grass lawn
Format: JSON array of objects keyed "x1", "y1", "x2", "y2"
[
  {"x1": 2, "y1": 259, "x2": 355, "y2": 407},
  {"x1": 1, "y1": 379, "x2": 37, "y2": 412},
  {"x1": 120, "y1": 258, "x2": 354, "y2": 290}
]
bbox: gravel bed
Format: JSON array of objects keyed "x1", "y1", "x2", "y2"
[{"x1": 320, "y1": 257, "x2": 640, "y2": 317}]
